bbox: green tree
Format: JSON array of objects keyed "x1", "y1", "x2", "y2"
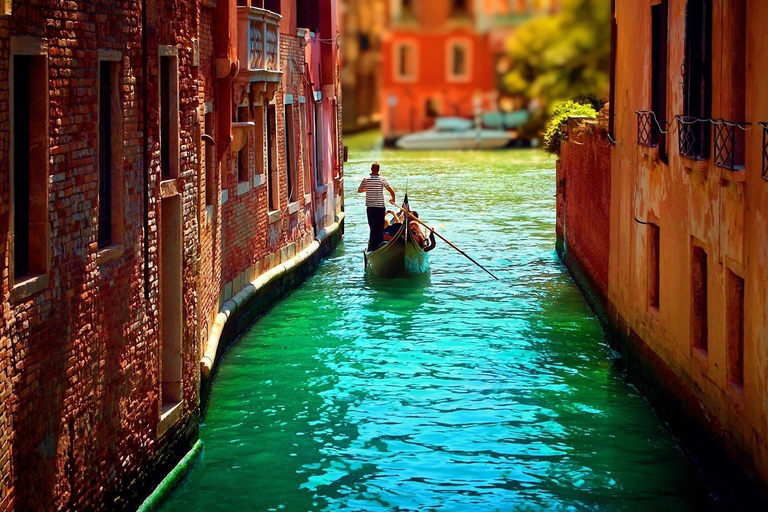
[{"x1": 504, "y1": 0, "x2": 611, "y2": 135}]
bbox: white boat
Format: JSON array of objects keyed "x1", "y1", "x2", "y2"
[{"x1": 395, "y1": 117, "x2": 512, "y2": 150}]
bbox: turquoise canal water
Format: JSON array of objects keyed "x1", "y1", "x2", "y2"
[{"x1": 160, "y1": 132, "x2": 713, "y2": 511}]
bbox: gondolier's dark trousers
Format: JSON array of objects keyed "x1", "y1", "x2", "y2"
[{"x1": 367, "y1": 207, "x2": 386, "y2": 251}]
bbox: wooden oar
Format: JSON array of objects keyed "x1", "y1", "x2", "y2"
[{"x1": 391, "y1": 203, "x2": 500, "y2": 281}]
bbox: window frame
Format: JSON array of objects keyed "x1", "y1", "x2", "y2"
[
  {"x1": 446, "y1": 39, "x2": 472, "y2": 83},
  {"x1": 393, "y1": 41, "x2": 418, "y2": 83},
  {"x1": 159, "y1": 47, "x2": 180, "y2": 181},
  {"x1": 9, "y1": 37, "x2": 50, "y2": 300},
  {"x1": 97, "y1": 55, "x2": 125, "y2": 255}
]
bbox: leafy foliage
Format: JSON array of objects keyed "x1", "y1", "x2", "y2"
[
  {"x1": 543, "y1": 100, "x2": 597, "y2": 155},
  {"x1": 503, "y1": 0, "x2": 611, "y2": 136}
]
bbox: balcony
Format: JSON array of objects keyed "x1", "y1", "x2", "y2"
[
  {"x1": 237, "y1": 3, "x2": 282, "y2": 83},
  {"x1": 713, "y1": 119, "x2": 749, "y2": 171},
  {"x1": 636, "y1": 111, "x2": 660, "y2": 147},
  {"x1": 676, "y1": 115, "x2": 710, "y2": 161},
  {"x1": 761, "y1": 123, "x2": 768, "y2": 181}
]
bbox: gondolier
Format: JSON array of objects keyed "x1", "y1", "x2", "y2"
[{"x1": 358, "y1": 162, "x2": 396, "y2": 251}]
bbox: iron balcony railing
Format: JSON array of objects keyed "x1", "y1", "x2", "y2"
[
  {"x1": 636, "y1": 110, "x2": 663, "y2": 147},
  {"x1": 761, "y1": 123, "x2": 768, "y2": 181},
  {"x1": 713, "y1": 119, "x2": 750, "y2": 171},
  {"x1": 676, "y1": 115, "x2": 711, "y2": 160},
  {"x1": 237, "y1": 4, "x2": 281, "y2": 78}
]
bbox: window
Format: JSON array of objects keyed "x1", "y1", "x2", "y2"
[
  {"x1": 237, "y1": 105, "x2": 250, "y2": 184},
  {"x1": 681, "y1": 0, "x2": 712, "y2": 160},
  {"x1": 254, "y1": 104, "x2": 266, "y2": 179},
  {"x1": 297, "y1": 0, "x2": 320, "y2": 31},
  {"x1": 12, "y1": 53, "x2": 49, "y2": 282},
  {"x1": 204, "y1": 112, "x2": 215, "y2": 206},
  {"x1": 648, "y1": 222, "x2": 660, "y2": 310},
  {"x1": 266, "y1": 103, "x2": 278, "y2": 211},
  {"x1": 160, "y1": 195, "x2": 182, "y2": 416},
  {"x1": 691, "y1": 243, "x2": 708, "y2": 355},
  {"x1": 285, "y1": 103, "x2": 298, "y2": 203},
  {"x1": 447, "y1": 41, "x2": 470, "y2": 81},
  {"x1": 650, "y1": 0, "x2": 668, "y2": 161},
  {"x1": 726, "y1": 270, "x2": 744, "y2": 391},
  {"x1": 300, "y1": 101, "x2": 311, "y2": 195},
  {"x1": 314, "y1": 102, "x2": 324, "y2": 187},
  {"x1": 159, "y1": 53, "x2": 179, "y2": 180},
  {"x1": 395, "y1": 43, "x2": 416, "y2": 82},
  {"x1": 98, "y1": 60, "x2": 123, "y2": 250},
  {"x1": 401, "y1": 0, "x2": 414, "y2": 19},
  {"x1": 451, "y1": 0, "x2": 468, "y2": 16}
]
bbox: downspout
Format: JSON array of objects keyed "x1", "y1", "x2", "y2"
[{"x1": 142, "y1": 0, "x2": 150, "y2": 300}]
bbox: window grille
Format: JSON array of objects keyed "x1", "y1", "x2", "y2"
[
  {"x1": 636, "y1": 111, "x2": 658, "y2": 147},
  {"x1": 713, "y1": 120, "x2": 749, "y2": 171},
  {"x1": 761, "y1": 123, "x2": 768, "y2": 181},
  {"x1": 676, "y1": 116, "x2": 710, "y2": 160}
]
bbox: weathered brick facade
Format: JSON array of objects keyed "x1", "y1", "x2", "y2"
[
  {"x1": 557, "y1": 117, "x2": 612, "y2": 303},
  {"x1": 0, "y1": 0, "x2": 344, "y2": 510}
]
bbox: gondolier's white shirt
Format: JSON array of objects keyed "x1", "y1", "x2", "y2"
[{"x1": 359, "y1": 175, "x2": 391, "y2": 208}]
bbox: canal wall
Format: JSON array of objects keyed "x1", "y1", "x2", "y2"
[
  {"x1": 558, "y1": 106, "x2": 768, "y2": 506},
  {"x1": 199, "y1": 214, "x2": 345, "y2": 413}
]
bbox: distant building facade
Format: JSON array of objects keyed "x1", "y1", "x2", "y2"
[
  {"x1": 0, "y1": 0, "x2": 343, "y2": 510},
  {"x1": 340, "y1": 0, "x2": 386, "y2": 132},
  {"x1": 381, "y1": 0, "x2": 558, "y2": 143},
  {"x1": 558, "y1": 0, "x2": 768, "y2": 499}
]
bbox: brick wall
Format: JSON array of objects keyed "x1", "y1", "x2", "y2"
[
  {"x1": 0, "y1": 1, "x2": 344, "y2": 510},
  {"x1": 558, "y1": 118, "x2": 612, "y2": 302}
]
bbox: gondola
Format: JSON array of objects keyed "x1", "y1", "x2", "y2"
[{"x1": 364, "y1": 201, "x2": 429, "y2": 279}]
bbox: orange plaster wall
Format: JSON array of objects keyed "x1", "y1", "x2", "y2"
[{"x1": 610, "y1": 0, "x2": 768, "y2": 491}]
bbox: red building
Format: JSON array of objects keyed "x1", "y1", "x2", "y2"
[
  {"x1": 0, "y1": 0, "x2": 343, "y2": 510},
  {"x1": 381, "y1": 0, "x2": 560, "y2": 143}
]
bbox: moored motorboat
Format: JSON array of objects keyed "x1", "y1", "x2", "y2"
[{"x1": 395, "y1": 117, "x2": 512, "y2": 150}]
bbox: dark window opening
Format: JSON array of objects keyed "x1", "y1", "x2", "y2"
[
  {"x1": 648, "y1": 223, "x2": 660, "y2": 310},
  {"x1": 238, "y1": 106, "x2": 250, "y2": 183},
  {"x1": 399, "y1": 46, "x2": 411, "y2": 77},
  {"x1": 314, "y1": 102, "x2": 324, "y2": 187},
  {"x1": 99, "y1": 61, "x2": 113, "y2": 249},
  {"x1": 267, "y1": 104, "x2": 278, "y2": 210},
  {"x1": 452, "y1": 45, "x2": 466, "y2": 77},
  {"x1": 402, "y1": 0, "x2": 414, "y2": 17},
  {"x1": 13, "y1": 56, "x2": 31, "y2": 278},
  {"x1": 726, "y1": 270, "x2": 744, "y2": 390},
  {"x1": 160, "y1": 56, "x2": 171, "y2": 179},
  {"x1": 297, "y1": 0, "x2": 320, "y2": 31},
  {"x1": 451, "y1": 0, "x2": 468, "y2": 16},
  {"x1": 13, "y1": 54, "x2": 48, "y2": 280},
  {"x1": 264, "y1": 0, "x2": 280, "y2": 14},
  {"x1": 650, "y1": 1, "x2": 668, "y2": 161},
  {"x1": 691, "y1": 244, "x2": 708, "y2": 354},
  {"x1": 285, "y1": 104, "x2": 297, "y2": 202},
  {"x1": 681, "y1": 0, "x2": 712, "y2": 160},
  {"x1": 205, "y1": 112, "x2": 215, "y2": 206}
]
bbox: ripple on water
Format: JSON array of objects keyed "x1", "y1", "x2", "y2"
[{"x1": 160, "y1": 134, "x2": 713, "y2": 512}]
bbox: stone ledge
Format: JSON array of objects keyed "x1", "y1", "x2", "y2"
[
  {"x1": 9, "y1": 273, "x2": 49, "y2": 304},
  {"x1": 97, "y1": 245, "x2": 124, "y2": 266}
]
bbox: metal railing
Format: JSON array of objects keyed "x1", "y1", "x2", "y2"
[
  {"x1": 761, "y1": 123, "x2": 768, "y2": 181},
  {"x1": 676, "y1": 115, "x2": 710, "y2": 160},
  {"x1": 713, "y1": 119, "x2": 749, "y2": 170},
  {"x1": 636, "y1": 111, "x2": 661, "y2": 147}
]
